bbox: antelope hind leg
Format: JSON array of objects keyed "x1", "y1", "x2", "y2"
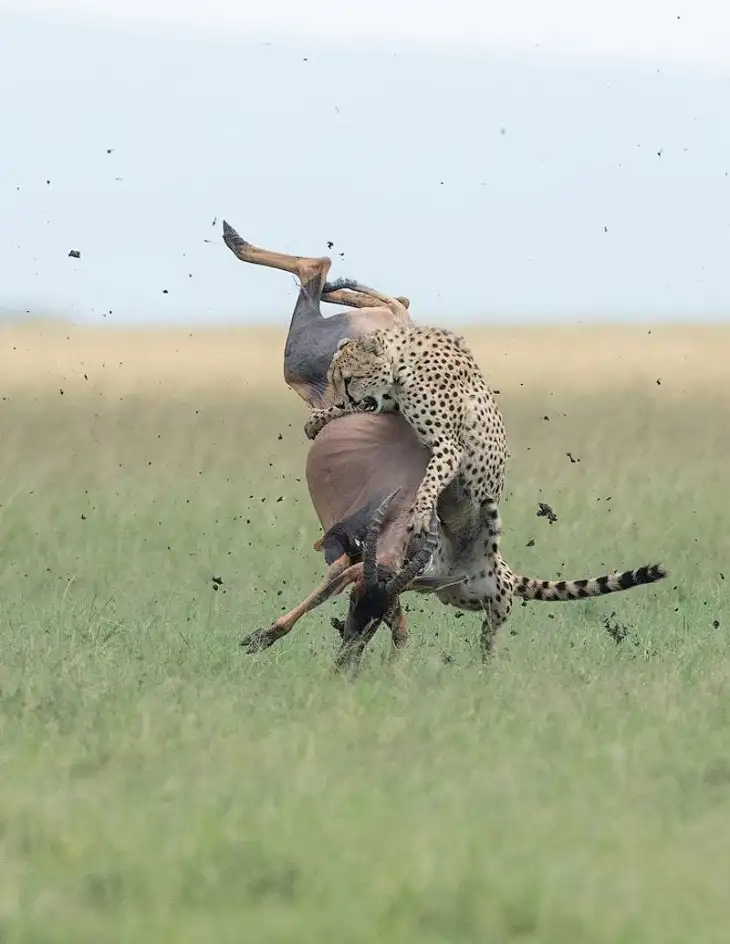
[
  {"x1": 222, "y1": 221, "x2": 332, "y2": 290},
  {"x1": 222, "y1": 220, "x2": 409, "y2": 312}
]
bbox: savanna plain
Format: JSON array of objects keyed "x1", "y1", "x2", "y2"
[{"x1": 0, "y1": 320, "x2": 728, "y2": 943}]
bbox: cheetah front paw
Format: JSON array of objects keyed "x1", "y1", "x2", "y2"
[
  {"x1": 408, "y1": 500, "x2": 436, "y2": 535},
  {"x1": 304, "y1": 411, "x2": 328, "y2": 441}
]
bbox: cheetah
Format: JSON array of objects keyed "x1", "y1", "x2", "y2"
[
  {"x1": 304, "y1": 326, "x2": 668, "y2": 660},
  {"x1": 304, "y1": 325, "x2": 508, "y2": 543}
]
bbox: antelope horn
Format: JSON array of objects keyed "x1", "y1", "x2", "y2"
[
  {"x1": 362, "y1": 489, "x2": 401, "y2": 590},
  {"x1": 384, "y1": 512, "x2": 439, "y2": 599}
]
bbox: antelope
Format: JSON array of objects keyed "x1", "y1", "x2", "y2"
[
  {"x1": 222, "y1": 221, "x2": 446, "y2": 671},
  {"x1": 222, "y1": 221, "x2": 667, "y2": 673}
]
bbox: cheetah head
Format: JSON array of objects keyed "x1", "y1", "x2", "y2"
[{"x1": 328, "y1": 334, "x2": 397, "y2": 414}]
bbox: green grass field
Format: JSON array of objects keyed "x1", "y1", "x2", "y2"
[{"x1": 1, "y1": 323, "x2": 729, "y2": 942}]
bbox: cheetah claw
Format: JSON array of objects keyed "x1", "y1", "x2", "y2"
[{"x1": 407, "y1": 506, "x2": 435, "y2": 535}]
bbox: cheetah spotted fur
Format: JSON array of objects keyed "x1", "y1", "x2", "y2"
[{"x1": 304, "y1": 325, "x2": 508, "y2": 543}]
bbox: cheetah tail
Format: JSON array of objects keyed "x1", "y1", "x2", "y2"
[{"x1": 513, "y1": 564, "x2": 668, "y2": 602}]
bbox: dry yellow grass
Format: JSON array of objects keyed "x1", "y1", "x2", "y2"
[{"x1": 2, "y1": 322, "x2": 728, "y2": 400}]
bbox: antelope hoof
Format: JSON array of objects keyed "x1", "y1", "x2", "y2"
[
  {"x1": 333, "y1": 641, "x2": 363, "y2": 676},
  {"x1": 240, "y1": 625, "x2": 283, "y2": 653}
]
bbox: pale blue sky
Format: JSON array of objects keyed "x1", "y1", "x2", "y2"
[{"x1": 1, "y1": 3, "x2": 729, "y2": 324}]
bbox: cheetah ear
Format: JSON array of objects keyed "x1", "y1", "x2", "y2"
[
  {"x1": 335, "y1": 337, "x2": 353, "y2": 352},
  {"x1": 359, "y1": 333, "x2": 383, "y2": 355}
]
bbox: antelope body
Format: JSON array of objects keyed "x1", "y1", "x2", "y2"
[{"x1": 223, "y1": 221, "x2": 444, "y2": 669}]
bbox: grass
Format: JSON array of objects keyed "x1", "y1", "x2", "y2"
[{"x1": 0, "y1": 323, "x2": 729, "y2": 942}]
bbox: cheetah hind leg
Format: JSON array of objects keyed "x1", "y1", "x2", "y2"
[
  {"x1": 478, "y1": 498, "x2": 503, "y2": 550},
  {"x1": 479, "y1": 555, "x2": 515, "y2": 663},
  {"x1": 479, "y1": 593, "x2": 514, "y2": 662}
]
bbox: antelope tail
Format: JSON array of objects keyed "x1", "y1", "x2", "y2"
[{"x1": 514, "y1": 564, "x2": 667, "y2": 602}]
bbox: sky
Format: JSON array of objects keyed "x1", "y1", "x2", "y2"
[{"x1": 1, "y1": 2, "x2": 729, "y2": 325}]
